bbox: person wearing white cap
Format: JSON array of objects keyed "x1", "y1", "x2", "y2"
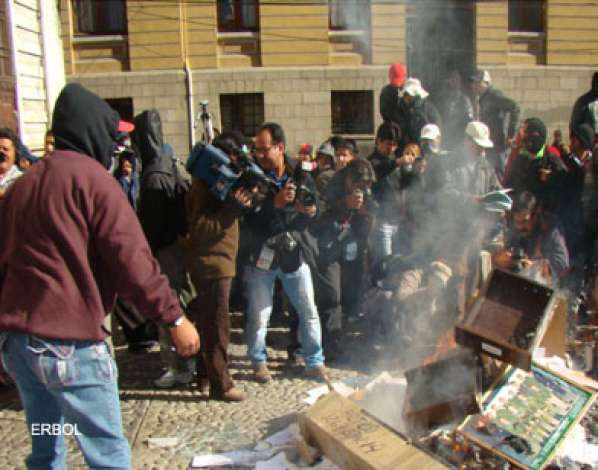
[
  {"x1": 446, "y1": 121, "x2": 501, "y2": 205},
  {"x1": 470, "y1": 69, "x2": 520, "y2": 176},
  {"x1": 399, "y1": 77, "x2": 442, "y2": 145},
  {"x1": 420, "y1": 123, "x2": 442, "y2": 157}
]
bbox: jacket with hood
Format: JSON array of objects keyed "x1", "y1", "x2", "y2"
[
  {"x1": 0, "y1": 83, "x2": 181, "y2": 341},
  {"x1": 570, "y1": 76, "x2": 598, "y2": 135},
  {"x1": 133, "y1": 110, "x2": 185, "y2": 254},
  {"x1": 478, "y1": 86, "x2": 520, "y2": 154},
  {"x1": 401, "y1": 97, "x2": 442, "y2": 146}
]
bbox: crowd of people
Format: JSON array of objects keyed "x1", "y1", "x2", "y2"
[{"x1": 0, "y1": 64, "x2": 597, "y2": 467}]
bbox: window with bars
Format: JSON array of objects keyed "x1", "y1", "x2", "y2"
[
  {"x1": 217, "y1": 0, "x2": 259, "y2": 32},
  {"x1": 329, "y1": 0, "x2": 370, "y2": 31},
  {"x1": 220, "y1": 93, "x2": 264, "y2": 138},
  {"x1": 331, "y1": 91, "x2": 374, "y2": 135},
  {"x1": 73, "y1": 0, "x2": 127, "y2": 35},
  {"x1": 508, "y1": 0, "x2": 544, "y2": 33}
]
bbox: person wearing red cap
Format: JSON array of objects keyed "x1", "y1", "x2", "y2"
[{"x1": 380, "y1": 63, "x2": 407, "y2": 126}]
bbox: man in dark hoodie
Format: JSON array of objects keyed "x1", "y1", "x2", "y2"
[
  {"x1": 0, "y1": 83, "x2": 199, "y2": 469},
  {"x1": 570, "y1": 72, "x2": 598, "y2": 137},
  {"x1": 131, "y1": 109, "x2": 197, "y2": 389}
]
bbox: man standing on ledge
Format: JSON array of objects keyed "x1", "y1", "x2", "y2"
[{"x1": 0, "y1": 83, "x2": 199, "y2": 470}]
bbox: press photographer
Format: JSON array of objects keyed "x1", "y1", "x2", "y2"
[
  {"x1": 242, "y1": 122, "x2": 326, "y2": 383},
  {"x1": 311, "y1": 159, "x2": 376, "y2": 357}
]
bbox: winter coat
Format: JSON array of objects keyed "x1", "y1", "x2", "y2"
[
  {"x1": 133, "y1": 110, "x2": 182, "y2": 254},
  {"x1": 477, "y1": 86, "x2": 520, "y2": 154}
]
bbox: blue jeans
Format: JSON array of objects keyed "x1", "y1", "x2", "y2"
[
  {"x1": 0, "y1": 333, "x2": 131, "y2": 470},
  {"x1": 245, "y1": 263, "x2": 324, "y2": 368}
]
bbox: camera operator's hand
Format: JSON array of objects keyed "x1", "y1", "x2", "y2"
[
  {"x1": 232, "y1": 187, "x2": 255, "y2": 208},
  {"x1": 493, "y1": 249, "x2": 514, "y2": 269},
  {"x1": 346, "y1": 190, "x2": 364, "y2": 211},
  {"x1": 294, "y1": 199, "x2": 317, "y2": 217},
  {"x1": 274, "y1": 181, "x2": 296, "y2": 208},
  {"x1": 169, "y1": 317, "x2": 200, "y2": 357}
]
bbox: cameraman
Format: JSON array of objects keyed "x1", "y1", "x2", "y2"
[
  {"x1": 311, "y1": 159, "x2": 376, "y2": 356},
  {"x1": 185, "y1": 132, "x2": 254, "y2": 402},
  {"x1": 494, "y1": 191, "x2": 569, "y2": 287},
  {"x1": 243, "y1": 122, "x2": 326, "y2": 383}
]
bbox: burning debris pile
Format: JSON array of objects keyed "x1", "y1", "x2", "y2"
[{"x1": 296, "y1": 269, "x2": 598, "y2": 470}]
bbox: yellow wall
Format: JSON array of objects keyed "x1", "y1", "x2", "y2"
[{"x1": 546, "y1": 0, "x2": 598, "y2": 66}]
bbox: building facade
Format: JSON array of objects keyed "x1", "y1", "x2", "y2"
[
  {"x1": 3, "y1": 0, "x2": 65, "y2": 153},
  {"x1": 61, "y1": 0, "x2": 598, "y2": 158}
]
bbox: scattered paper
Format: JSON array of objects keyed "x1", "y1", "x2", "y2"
[
  {"x1": 146, "y1": 437, "x2": 178, "y2": 449},
  {"x1": 557, "y1": 424, "x2": 598, "y2": 467},
  {"x1": 190, "y1": 454, "x2": 233, "y2": 468}
]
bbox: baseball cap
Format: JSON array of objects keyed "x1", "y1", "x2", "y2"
[
  {"x1": 317, "y1": 142, "x2": 335, "y2": 159},
  {"x1": 421, "y1": 124, "x2": 441, "y2": 141},
  {"x1": 470, "y1": 70, "x2": 491, "y2": 84},
  {"x1": 465, "y1": 121, "x2": 494, "y2": 148},
  {"x1": 388, "y1": 63, "x2": 407, "y2": 88},
  {"x1": 400, "y1": 78, "x2": 429, "y2": 99},
  {"x1": 118, "y1": 120, "x2": 135, "y2": 133}
]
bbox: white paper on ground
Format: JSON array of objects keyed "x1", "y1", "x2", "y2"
[
  {"x1": 190, "y1": 454, "x2": 233, "y2": 468},
  {"x1": 303, "y1": 381, "x2": 356, "y2": 405},
  {"x1": 557, "y1": 423, "x2": 598, "y2": 467},
  {"x1": 146, "y1": 437, "x2": 179, "y2": 449}
]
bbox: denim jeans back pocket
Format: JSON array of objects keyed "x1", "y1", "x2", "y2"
[{"x1": 39, "y1": 356, "x2": 79, "y2": 388}]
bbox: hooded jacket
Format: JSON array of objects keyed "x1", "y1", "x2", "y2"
[
  {"x1": 0, "y1": 83, "x2": 181, "y2": 340},
  {"x1": 133, "y1": 110, "x2": 182, "y2": 253},
  {"x1": 569, "y1": 82, "x2": 598, "y2": 135},
  {"x1": 478, "y1": 86, "x2": 520, "y2": 154}
]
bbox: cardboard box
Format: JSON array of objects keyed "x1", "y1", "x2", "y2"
[
  {"x1": 403, "y1": 350, "x2": 480, "y2": 435},
  {"x1": 299, "y1": 392, "x2": 447, "y2": 470},
  {"x1": 455, "y1": 269, "x2": 558, "y2": 370}
]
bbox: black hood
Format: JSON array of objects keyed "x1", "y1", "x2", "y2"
[
  {"x1": 132, "y1": 109, "x2": 165, "y2": 167},
  {"x1": 52, "y1": 83, "x2": 119, "y2": 169}
]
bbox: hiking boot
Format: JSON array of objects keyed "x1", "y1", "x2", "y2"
[
  {"x1": 304, "y1": 366, "x2": 329, "y2": 382},
  {"x1": 211, "y1": 387, "x2": 247, "y2": 402},
  {"x1": 253, "y1": 363, "x2": 272, "y2": 383},
  {"x1": 153, "y1": 369, "x2": 193, "y2": 389}
]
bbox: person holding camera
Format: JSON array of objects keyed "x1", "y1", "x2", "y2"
[
  {"x1": 494, "y1": 191, "x2": 569, "y2": 287},
  {"x1": 185, "y1": 132, "x2": 254, "y2": 402},
  {"x1": 311, "y1": 159, "x2": 376, "y2": 356},
  {"x1": 243, "y1": 122, "x2": 326, "y2": 383}
]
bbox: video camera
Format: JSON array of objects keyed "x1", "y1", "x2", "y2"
[{"x1": 186, "y1": 143, "x2": 275, "y2": 208}]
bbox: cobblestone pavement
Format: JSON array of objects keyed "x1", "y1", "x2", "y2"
[{"x1": 0, "y1": 312, "x2": 379, "y2": 469}]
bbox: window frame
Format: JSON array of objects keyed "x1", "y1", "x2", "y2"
[
  {"x1": 217, "y1": 0, "x2": 260, "y2": 33},
  {"x1": 508, "y1": 0, "x2": 544, "y2": 33},
  {"x1": 72, "y1": 0, "x2": 128, "y2": 36},
  {"x1": 328, "y1": 0, "x2": 370, "y2": 31},
  {"x1": 219, "y1": 93, "x2": 264, "y2": 138},
  {"x1": 331, "y1": 90, "x2": 374, "y2": 136}
]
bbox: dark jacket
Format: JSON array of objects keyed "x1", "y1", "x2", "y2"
[
  {"x1": 0, "y1": 83, "x2": 180, "y2": 341},
  {"x1": 478, "y1": 86, "x2": 520, "y2": 154},
  {"x1": 368, "y1": 150, "x2": 396, "y2": 182},
  {"x1": 379, "y1": 84, "x2": 401, "y2": 125},
  {"x1": 437, "y1": 90, "x2": 474, "y2": 150},
  {"x1": 570, "y1": 87, "x2": 598, "y2": 134},
  {"x1": 401, "y1": 97, "x2": 442, "y2": 145},
  {"x1": 133, "y1": 110, "x2": 182, "y2": 254},
  {"x1": 242, "y1": 155, "x2": 318, "y2": 273},
  {"x1": 311, "y1": 165, "x2": 374, "y2": 266},
  {"x1": 505, "y1": 146, "x2": 567, "y2": 213}
]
